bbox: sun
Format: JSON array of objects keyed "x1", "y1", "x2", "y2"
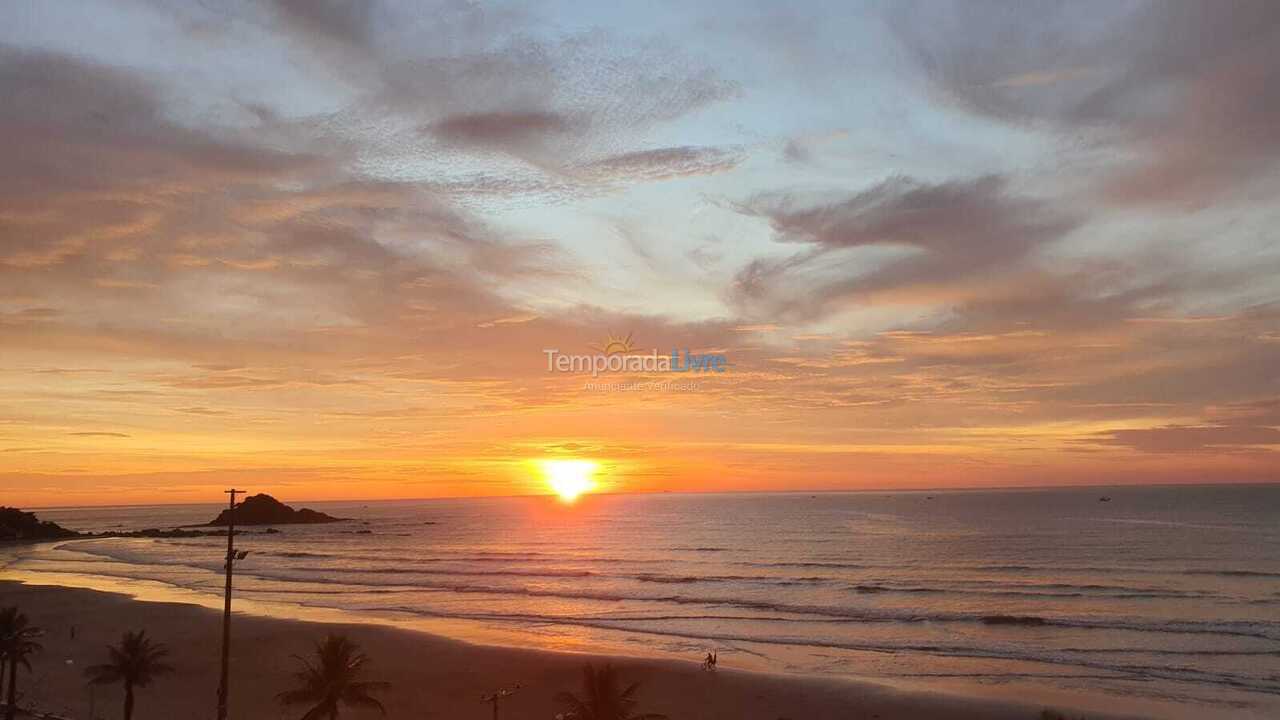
[{"x1": 540, "y1": 460, "x2": 598, "y2": 502}]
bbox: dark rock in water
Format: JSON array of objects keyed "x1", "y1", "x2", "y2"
[
  {"x1": 106, "y1": 527, "x2": 266, "y2": 539},
  {"x1": 206, "y1": 494, "x2": 344, "y2": 526},
  {"x1": 120, "y1": 527, "x2": 224, "y2": 539},
  {"x1": 0, "y1": 507, "x2": 79, "y2": 542},
  {"x1": 1098, "y1": 496, "x2": 1112, "y2": 502}
]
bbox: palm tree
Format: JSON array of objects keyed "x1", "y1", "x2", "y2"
[
  {"x1": 0, "y1": 607, "x2": 43, "y2": 720},
  {"x1": 84, "y1": 629, "x2": 174, "y2": 720},
  {"x1": 277, "y1": 634, "x2": 390, "y2": 720},
  {"x1": 555, "y1": 664, "x2": 668, "y2": 720},
  {"x1": 0, "y1": 609, "x2": 7, "y2": 714}
]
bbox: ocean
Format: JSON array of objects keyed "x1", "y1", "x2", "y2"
[{"x1": 4, "y1": 485, "x2": 1279, "y2": 718}]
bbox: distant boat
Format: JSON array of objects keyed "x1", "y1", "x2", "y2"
[{"x1": 1099, "y1": 496, "x2": 1112, "y2": 502}]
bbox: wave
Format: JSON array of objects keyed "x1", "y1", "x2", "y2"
[
  {"x1": 68, "y1": 539, "x2": 1280, "y2": 593},
  {"x1": 743, "y1": 559, "x2": 1280, "y2": 579},
  {"x1": 20, "y1": 552, "x2": 1280, "y2": 676},
  {"x1": 34, "y1": 543, "x2": 1256, "y2": 606},
  {"x1": 982, "y1": 614, "x2": 1048, "y2": 626},
  {"x1": 633, "y1": 574, "x2": 703, "y2": 584},
  {"x1": 969, "y1": 563, "x2": 1280, "y2": 579},
  {"x1": 290, "y1": 564, "x2": 596, "y2": 580},
  {"x1": 745, "y1": 560, "x2": 870, "y2": 570},
  {"x1": 1184, "y1": 570, "x2": 1280, "y2": 579},
  {"x1": 141, "y1": 551, "x2": 1210, "y2": 599},
  {"x1": 68, "y1": 542, "x2": 657, "y2": 570},
  {"x1": 33, "y1": 539, "x2": 1280, "y2": 642},
  {"x1": 337, "y1": 603, "x2": 1280, "y2": 697},
  {"x1": 35, "y1": 555, "x2": 1278, "y2": 643},
  {"x1": 228, "y1": 572, "x2": 1280, "y2": 642}
]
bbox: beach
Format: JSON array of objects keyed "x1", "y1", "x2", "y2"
[{"x1": 0, "y1": 579, "x2": 1097, "y2": 720}]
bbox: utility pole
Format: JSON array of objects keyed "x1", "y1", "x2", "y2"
[
  {"x1": 216, "y1": 489, "x2": 244, "y2": 720},
  {"x1": 481, "y1": 684, "x2": 520, "y2": 720}
]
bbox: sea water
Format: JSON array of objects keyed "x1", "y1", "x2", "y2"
[{"x1": 5, "y1": 485, "x2": 1279, "y2": 718}]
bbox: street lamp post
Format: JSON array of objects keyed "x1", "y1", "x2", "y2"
[
  {"x1": 481, "y1": 684, "x2": 520, "y2": 720},
  {"x1": 215, "y1": 489, "x2": 245, "y2": 720}
]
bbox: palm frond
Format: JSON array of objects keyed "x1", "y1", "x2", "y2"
[
  {"x1": 84, "y1": 629, "x2": 174, "y2": 689},
  {"x1": 556, "y1": 663, "x2": 666, "y2": 720},
  {"x1": 277, "y1": 634, "x2": 389, "y2": 719}
]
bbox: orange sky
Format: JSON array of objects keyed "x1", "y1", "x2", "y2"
[{"x1": 3, "y1": 2, "x2": 1279, "y2": 507}]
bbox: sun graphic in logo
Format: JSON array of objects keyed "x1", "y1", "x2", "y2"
[{"x1": 590, "y1": 331, "x2": 636, "y2": 355}]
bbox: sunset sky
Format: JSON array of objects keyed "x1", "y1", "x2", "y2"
[{"x1": 3, "y1": 1, "x2": 1279, "y2": 506}]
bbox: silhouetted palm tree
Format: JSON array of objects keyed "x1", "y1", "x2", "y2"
[
  {"x1": 555, "y1": 664, "x2": 668, "y2": 720},
  {"x1": 85, "y1": 629, "x2": 174, "y2": 720},
  {"x1": 0, "y1": 607, "x2": 43, "y2": 720},
  {"x1": 277, "y1": 634, "x2": 390, "y2": 720},
  {"x1": 0, "y1": 609, "x2": 7, "y2": 715}
]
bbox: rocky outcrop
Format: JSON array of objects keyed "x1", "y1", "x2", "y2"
[
  {"x1": 0, "y1": 507, "x2": 290, "y2": 544},
  {"x1": 206, "y1": 493, "x2": 343, "y2": 526},
  {"x1": 0, "y1": 507, "x2": 79, "y2": 542}
]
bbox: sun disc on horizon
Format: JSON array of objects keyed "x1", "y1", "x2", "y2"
[{"x1": 540, "y1": 460, "x2": 598, "y2": 502}]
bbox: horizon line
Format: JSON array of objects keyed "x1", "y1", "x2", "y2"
[{"x1": 16, "y1": 478, "x2": 1278, "y2": 511}]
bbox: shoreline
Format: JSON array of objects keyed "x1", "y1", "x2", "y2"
[{"x1": 0, "y1": 578, "x2": 1128, "y2": 720}]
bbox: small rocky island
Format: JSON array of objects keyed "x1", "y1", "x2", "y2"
[{"x1": 206, "y1": 493, "x2": 343, "y2": 526}]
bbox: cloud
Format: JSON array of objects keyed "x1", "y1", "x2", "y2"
[
  {"x1": 0, "y1": 46, "x2": 318, "y2": 200},
  {"x1": 477, "y1": 313, "x2": 540, "y2": 329},
  {"x1": 175, "y1": 406, "x2": 232, "y2": 416},
  {"x1": 246, "y1": 0, "x2": 737, "y2": 174},
  {"x1": 896, "y1": 0, "x2": 1280, "y2": 205},
  {"x1": 0, "y1": 44, "x2": 583, "y2": 355},
  {"x1": 989, "y1": 67, "x2": 1097, "y2": 89},
  {"x1": 68, "y1": 432, "x2": 131, "y2": 438},
  {"x1": 781, "y1": 129, "x2": 848, "y2": 164},
  {"x1": 263, "y1": 0, "x2": 381, "y2": 51},
  {"x1": 572, "y1": 146, "x2": 745, "y2": 183},
  {"x1": 429, "y1": 111, "x2": 574, "y2": 152},
  {"x1": 1206, "y1": 397, "x2": 1280, "y2": 427},
  {"x1": 1091, "y1": 425, "x2": 1280, "y2": 454},
  {"x1": 731, "y1": 175, "x2": 1077, "y2": 320}
]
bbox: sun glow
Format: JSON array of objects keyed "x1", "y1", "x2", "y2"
[{"x1": 540, "y1": 460, "x2": 598, "y2": 502}]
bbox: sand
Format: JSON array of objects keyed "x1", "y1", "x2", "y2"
[{"x1": 0, "y1": 579, "x2": 1120, "y2": 720}]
